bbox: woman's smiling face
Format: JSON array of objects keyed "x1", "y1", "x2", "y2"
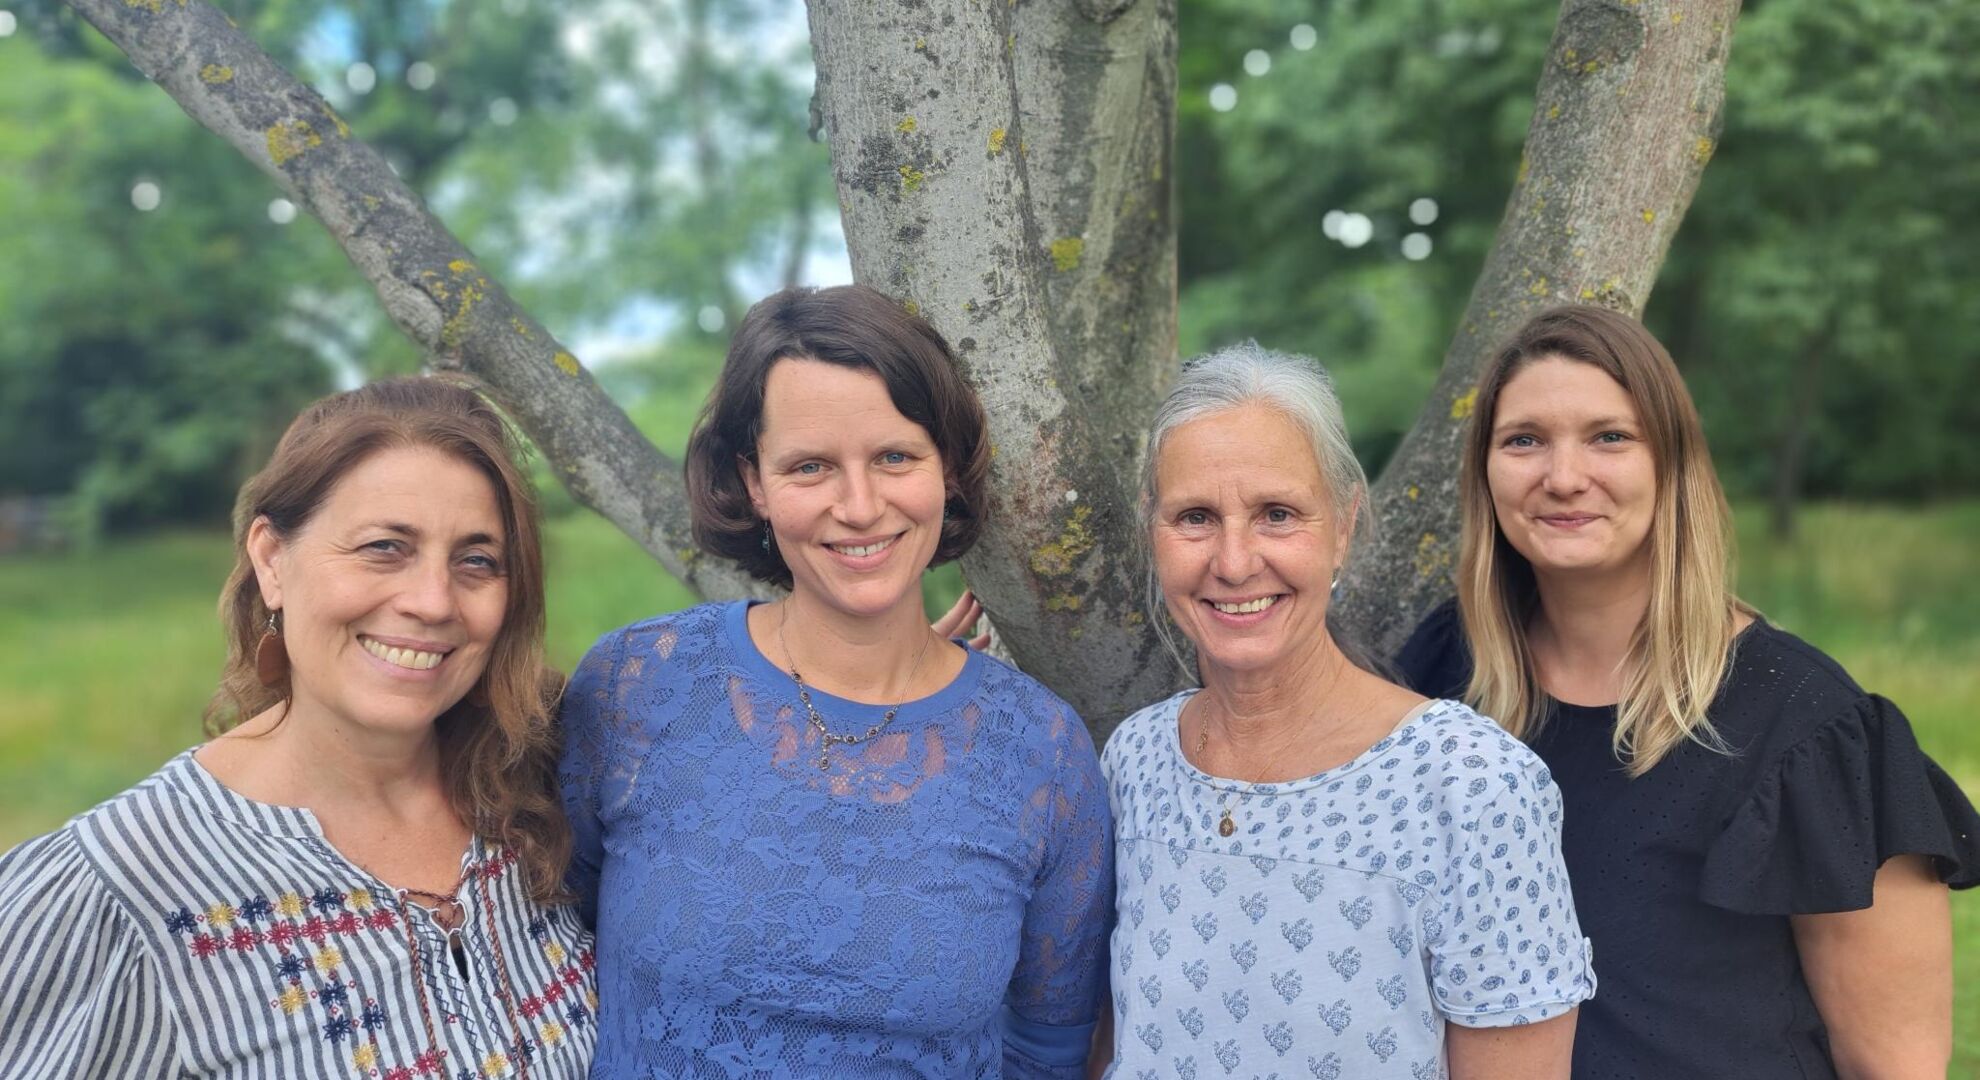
[
  {"x1": 1486, "y1": 356, "x2": 1657, "y2": 583},
  {"x1": 1150, "y1": 403, "x2": 1352, "y2": 678},
  {"x1": 249, "y1": 446, "x2": 509, "y2": 736},
  {"x1": 742, "y1": 358, "x2": 948, "y2": 623}
]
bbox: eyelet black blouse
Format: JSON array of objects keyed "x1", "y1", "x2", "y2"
[{"x1": 1395, "y1": 600, "x2": 1979, "y2": 1079}]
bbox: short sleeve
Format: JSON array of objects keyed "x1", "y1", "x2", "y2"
[
  {"x1": 1001, "y1": 700, "x2": 1113, "y2": 1077},
  {"x1": 1700, "y1": 693, "x2": 1980, "y2": 915},
  {"x1": 0, "y1": 829, "x2": 182, "y2": 1078},
  {"x1": 1394, "y1": 597, "x2": 1472, "y2": 700},
  {"x1": 557, "y1": 627, "x2": 632, "y2": 928},
  {"x1": 1430, "y1": 758, "x2": 1596, "y2": 1028}
]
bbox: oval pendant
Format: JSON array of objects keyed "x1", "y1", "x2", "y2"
[{"x1": 1218, "y1": 810, "x2": 1236, "y2": 837}]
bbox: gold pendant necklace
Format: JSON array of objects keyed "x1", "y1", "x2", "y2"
[{"x1": 1194, "y1": 707, "x2": 1239, "y2": 836}]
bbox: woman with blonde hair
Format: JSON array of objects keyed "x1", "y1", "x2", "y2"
[
  {"x1": 1397, "y1": 305, "x2": 1979, "y2": 1078},
  {"x1": 0, "y1": 378, "x2": 596, "y2": 1078}
]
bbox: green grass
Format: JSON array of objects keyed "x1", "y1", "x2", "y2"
[{"x1": 1, "y1": 500, "x2": 1974, "y2": 1070}]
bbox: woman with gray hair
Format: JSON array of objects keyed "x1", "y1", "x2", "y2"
[{"x1": 1094, "y1": 343, "x2": 1594, "y2": 1078}]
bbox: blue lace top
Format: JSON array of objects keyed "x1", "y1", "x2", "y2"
[{"x1": 559, "y1": 601, "x2": 1113, "y2": 1078}]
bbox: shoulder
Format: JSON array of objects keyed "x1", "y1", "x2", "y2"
[
  {"x1": 590, "y1": 601, "x2": 736, "y2": 663},
  {"x1": 1408, "y1": 699, "x2": 1559, "y2": 812},
  {"x1": 1100, "y1": 691, "x2": 1188, "y2": 776},
  {"x1": 970, "y1": 654, "x2": 1099, "y2": 767},
  {"x1": 0, "y1": 774, "x2": 173, "y2": 938},
  {"x1": 1393, "y1": 597, "x2": 1472, "y2": 699},
  {"x1": 1709, "y1": 619, "x2": 1876, "y2": 752}
]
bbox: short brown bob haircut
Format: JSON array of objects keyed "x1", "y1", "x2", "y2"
[
  {"x1": 208, "y1": 377, "x2": 570, "y2": 903},
  {"x1": 686, "y1": 284, "x2": 990, "y2": 587}
]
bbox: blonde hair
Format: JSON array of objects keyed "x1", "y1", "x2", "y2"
[
  {"x1": 207, "y1": 377, "x2": 571, "y2": 902},
  {"x1": 1457, "y1": 306, "x2": 1753, "y2": 775}
]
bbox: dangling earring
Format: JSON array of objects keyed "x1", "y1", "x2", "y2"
[
  {"x1": 761, "y1": 520, "x2": 772, "y2": 552},
  {"x1": 255, "y1": 609, "x2": 289, "y2": 688},
  {"x1": 1330, "y1": 568, "x2": 1342, "y2": 593}
]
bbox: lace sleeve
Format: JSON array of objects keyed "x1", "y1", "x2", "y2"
[
  {"x1": 1001, "y1": 700, "x2": 1113, "y2": 1077},
  {"x1": 557, "y1": 627, "x2": 631, "y2": 928}
]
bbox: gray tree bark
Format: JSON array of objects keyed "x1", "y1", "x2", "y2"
[
  {"x1": 72, "y1": 0, "x2": 1741, "y2": 743},
  {"x1": 1333, "y1": 0, "x2": 1744, "y2": 656},
  {"x1": 63, "y1": 0, "x2": 768, "y2": 604},
  {"x1": 805, "y1": 0, "x2": 1181, "y2": 733}
]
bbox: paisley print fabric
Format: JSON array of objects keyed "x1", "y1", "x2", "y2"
[
  {"x1": 559, "y1": 602, "x2": 1112, "y2": 1078},
  {"x1": 1101, "y1": 692, "x2": 1594, "y2": 1080}
]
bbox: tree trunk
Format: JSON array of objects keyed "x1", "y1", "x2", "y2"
[
  {"x1": 72, "y1": 0, "x2": 1743, "y2": 743},
  {"x1": 805, "y1": 0, "x2": 1181, "y2": 735},
  {"x1": 1334, "y1": 0, "x2": 1744, "y2": 657},
  {"x1": 62, "y1": 0, "x2": 768, "y2": 604}
]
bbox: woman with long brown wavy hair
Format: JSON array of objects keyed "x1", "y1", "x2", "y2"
[
  {"x1": 0, "y1": 378, "x2": 596, "y2": 1078},
  {"x1": 1397, "y1": 305, "x2": 1979, "y2": 1078}
]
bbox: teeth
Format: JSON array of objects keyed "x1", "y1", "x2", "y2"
[
  {"x1": 1212, "y1": 596, "x2": 1280, "y2": 615},
  {"x1": 830, "y1": 538, "x2": 895, "y2": 557},
  {"x1": 361, "y1": 637, "x2": 444, "y2": 671}
]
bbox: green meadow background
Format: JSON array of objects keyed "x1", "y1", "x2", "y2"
[{"x1": 3, "y1": 501, "x2": 1976, "y2": 1068}]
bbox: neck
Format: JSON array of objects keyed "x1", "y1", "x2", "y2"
[
  {"x1": 771, "y1": 590, "x2": 939, "y2": 703},
  {"x1": 1529, "y1": 561, "x2": 1651, "y2": 699},
  {"x1": 229, "y1": 697, "x2": 449, "y2": 818},
  {"x1": 1194, "y1": 631, "x2": 1363, "y2": 755}
]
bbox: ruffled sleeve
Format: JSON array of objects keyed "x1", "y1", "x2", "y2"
[
  {"x1": 0, "y1": 828, "x2": 182, "y2": 1078},
  {"x1": 1700, "y1": 693, "x2": 1980, "y2": 915}
]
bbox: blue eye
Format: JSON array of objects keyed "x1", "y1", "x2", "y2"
[
  {"x1": 881, "y1": 451, "x2": 909, "y2": 466},
  {"x1": 1505, "y1": 434, "x2": 1538, "y2": 449},
  {"x1": 1265, "y1": 507, "x2": 1293, "y2": 524},
  {"x1": 795, "y1": 462, "x2": 823, "y2": 475},
  {"x1": 1596, "y1": 431, "x2": 1628, "y2": 444}
]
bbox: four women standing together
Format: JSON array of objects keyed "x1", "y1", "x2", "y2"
[{"x1": 1, "y1": 285, "x2": 1973, "y2": 1078}]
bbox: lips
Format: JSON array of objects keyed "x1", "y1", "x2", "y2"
[
  {"x1": 1537, "y1": 513, "x2": 1600, "y2": 528},
  {"x1": 827, "y1": 534, "x2": 898, "y2": 558}
]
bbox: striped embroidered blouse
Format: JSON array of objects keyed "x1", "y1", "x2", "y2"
[{"x1": 0, "y1": 749, "x2": 597, "y2": 1079}]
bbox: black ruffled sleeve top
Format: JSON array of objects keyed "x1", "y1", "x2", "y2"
[{"x1": 1395, "y1": 599, "x2": 1979, "y2": 1080}]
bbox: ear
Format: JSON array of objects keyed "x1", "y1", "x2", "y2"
[
  {"x1": 245, "y1": 515, "x2": 286, "y2": 611},
  {"x1": 737, "y1": 453, "x2": 767, "y2": 518},
  {"x1": 1334, "y1": 490, "x2": 1363, "y2": 572}
]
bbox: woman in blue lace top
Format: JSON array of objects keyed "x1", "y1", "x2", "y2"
[{"x1": 558, "y1": 284, "x2": 1113, "y2": 1078}]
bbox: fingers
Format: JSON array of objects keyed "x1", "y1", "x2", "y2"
[{"x1": 931, "y1": 589, "x2": 981, "y2": 640}]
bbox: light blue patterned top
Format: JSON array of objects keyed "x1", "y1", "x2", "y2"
[
  {"x1": 559, "y1": 601, "x2": 1113, "y2": 1078},
  {"x1": 1101, "y1": 692, "x2": 1594, "y2": 1080}
]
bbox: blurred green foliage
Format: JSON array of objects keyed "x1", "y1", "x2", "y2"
[
  {"x1": 1173, "y1": 0, "x2": 1980, "y2": 510},
  {"x1": 0, "y1": 0, "x2": 826, "y2": 535}
]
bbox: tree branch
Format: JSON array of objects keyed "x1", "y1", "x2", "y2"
[
  {"x1": 1335, "y1": 0, "x2": 1743, "y2": 655},
  {"x1": 65, "y1": 0, "x2": 764, "y2": 601}
]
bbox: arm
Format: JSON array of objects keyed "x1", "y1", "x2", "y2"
[
  {"x1": 1790, "y1": 855, "x2": 1952, "y2": 1079},
  {"x1": 556, "y1": 628, "x2": 628, "y2": 928},
  {"x1": 0, "y1": 832, "x2": 182, "y2": 1078},
  {"x1": 1447, "y1": 1011, "x2": 1577, "y2": 1080},
  {"x1": 1002, "y1": 703, "x2": 1114, "y2": 1079}
]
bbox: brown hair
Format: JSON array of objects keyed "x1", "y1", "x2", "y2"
[
  {"x1": 1457, "y1": 305, "x2": 1753, "y2": 775},
  {"x1": 206, "y1": 377, "x2": 570, "y2": 902},
  {"x1": 685, "y1": 284, "x2": 990, "y2": 586}
]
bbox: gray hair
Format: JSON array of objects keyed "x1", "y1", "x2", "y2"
[{"x1": 1138, "y1": 341, "x2": 1377, "y2": 679}]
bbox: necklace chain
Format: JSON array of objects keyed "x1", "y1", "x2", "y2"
[{"x1": 778, "y1": 605, "x2": 933, "y2": 771}]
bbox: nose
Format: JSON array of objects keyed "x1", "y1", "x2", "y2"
[
  {"x1": 1210, "y1": 521, "x2": 1262, "y2": 584},
  {"x1": 1541, "y1": 444, "x2": 1592, "y2": 498},
  {"x1": 834, "y1": 467, "x2": 883, "y2": 528},
  {"x1": 395, "y1": 555, "x2": 460, "y2": 624}
]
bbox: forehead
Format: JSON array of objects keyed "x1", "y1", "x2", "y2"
[
  {"x1": 1494, "y1": 356, "x2": 1638, "y2": 424},
  {"x1": 1155, "y1": 404, "x2": 1328, "y2": 501},
  {"x1": 312, "y1": 446, "x2": 505, "y2": 536},
  {"x1": 757, "y1": 358, "x2": 927, "y2": 444}
]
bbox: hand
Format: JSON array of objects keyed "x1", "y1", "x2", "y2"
[{"x1": 932, "y1": 589, "x2": 992, "y2": 650}]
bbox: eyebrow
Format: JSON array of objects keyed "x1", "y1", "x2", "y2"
[
  {"x1": 1491, "y1": 414, "x2": 1638, "y2": 434},
  {"x1": 370, "y1": 522, "x2": 503, "y2": 547}
]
